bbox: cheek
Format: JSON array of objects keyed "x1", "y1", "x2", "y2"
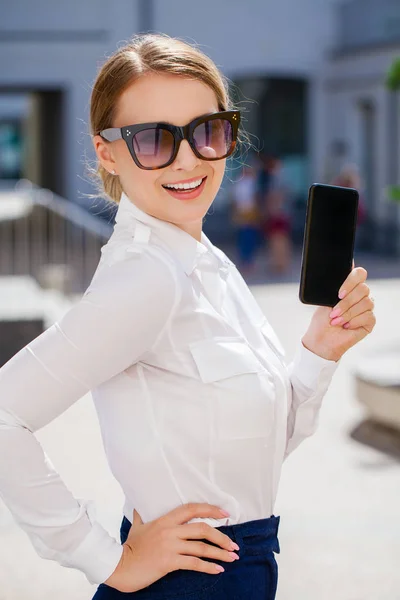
[
  {"x1": 116, "y1": 146, "x2": 158, "y2": 194},
  {"x1": 210, "y1": 160, "x2": 226, "y2": 191},
  {"x1": 113, "y1": 140, "x2": 131, "y2": 166}
]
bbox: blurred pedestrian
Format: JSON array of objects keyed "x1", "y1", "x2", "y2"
[
  {"x1": 255, "y1": 152, "x2": 273, "y2": 212},
  {"x1": 261, "y1": 156, "x2": 292, "y2": 274},
  {"x1": 230, "y1": 163, "x2": 260, "y2": 274}
]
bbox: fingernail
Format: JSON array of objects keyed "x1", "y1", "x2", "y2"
[
  {"x1": 331, "y1": 317, "x2": 344, "y2": 326},
  {"x1": 231, "y1": 542, "x2": 240, "y2": 551},
  {"x1": 215, "y1": 565, "x2": 225, "y2": 573},
  {"x1": 229, "y1": 552, "x2": 240, "y2": 560},
  {"x1": 219, "y1": 509, "x2": 230, "y2": 517},
  {"x1": 339, "y1": 290, "x2": 346, "y2": 299},
  {"x1": 330, "y1": 309, "x2": 341, "y2": 319},
  {"x1": 343, "y1": 323, "x2": 350, "y2": 329}
]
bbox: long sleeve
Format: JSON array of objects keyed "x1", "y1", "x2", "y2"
[
  {"x1": 284, "y1": 341, "x2": 340, "y2": 458},
  {"x1": 0, "y1": 250, "x2": 179, "y2": 584}
]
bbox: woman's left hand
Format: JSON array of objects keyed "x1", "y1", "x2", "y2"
[{"x1": 301, "y1": 264, "x2": 376, "y2": 362}]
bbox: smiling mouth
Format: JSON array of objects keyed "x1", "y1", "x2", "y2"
[{"x1": 162, "y1": 176, "x2": 207, "y2": 192}]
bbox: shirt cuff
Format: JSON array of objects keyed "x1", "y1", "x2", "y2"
[
  {"x1": 291, "y1": 341, "x2": 340, "y2": 391},
  {"x1": 61, "y1": 520, "x2": 123, "y2": 585}
]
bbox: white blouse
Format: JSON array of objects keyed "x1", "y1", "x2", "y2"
[{"x1": 0, "y1": 192, "x2": 339, "y2": 585}]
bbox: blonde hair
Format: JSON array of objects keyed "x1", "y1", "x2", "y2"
[{"x1": 89, "y1": 32, "x2": 250, "y2": 204}]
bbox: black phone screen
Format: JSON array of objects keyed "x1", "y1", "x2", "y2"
[{"x1": 299, "y1": 184, "x2": 359, "y2": 307}]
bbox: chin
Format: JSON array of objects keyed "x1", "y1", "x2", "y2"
[
  {"x1": 168, "y1": 199, "x2": 213, "y2": 223},
  {"x1": 177, "y1": 208, "x2": 211, "y2": 226}
]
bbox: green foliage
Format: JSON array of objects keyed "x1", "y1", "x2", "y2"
[
  {"x1": 387, "y1": 185, "x2": 400, "y2": 203},
  {"x1": 386, "y1": 59, "x2": 400, "y2": 205},
  {"x1": 386, "y1": 58, "x2": 400, "y2": 91}
]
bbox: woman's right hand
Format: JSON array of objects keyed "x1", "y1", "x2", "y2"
[{"x1": 104, "y1": 503, "x2": 240, "y2": 593}]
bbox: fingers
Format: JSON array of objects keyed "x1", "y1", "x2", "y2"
[
  {"x1": 330, "y1": 282, "x2": 370, "y2": 318},
  {"x1": 341, "y1": 295, "x2": 374, "y2": 325},
  {"x1": 330, "y1": 287, "x2": 374, "y2": 325},
  {"x1": 161, "y1": 503, "x2": 229, "y2": 527},
  {"x1": 342, "y1": 310, "x2": 376, "y2": 332},
  {"x1": 177, "y1": 555, "x2": 226, "y2": 575},
  {"x1": 179, "y1": 540, "x2": 239, "y2": 564},
  {"x1": 338, "y1": 266, "x2": 368, "y2": 299},
  {"x1": 178, "y1": 522, "x2": 239, "y2": 552}
]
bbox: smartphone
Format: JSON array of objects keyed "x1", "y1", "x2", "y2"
[{"x1": 299, "y1": 183, "x2": 359, "y2": 307}]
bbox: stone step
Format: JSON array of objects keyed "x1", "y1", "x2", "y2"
[
  {"x1": 355, "y1": 377, "x2": 400, "y2": 429},
  {"x1": 353, "y1": 350, "x2": 400, "y2": 430}
]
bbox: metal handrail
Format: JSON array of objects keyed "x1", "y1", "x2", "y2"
[{"x1": 0, "y1": 180, "x2": 114, "y2": 295}]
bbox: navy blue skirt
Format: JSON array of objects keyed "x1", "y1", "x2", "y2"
[{"x1": 92, "y1": 513, "x2": 280, "y2": 599}]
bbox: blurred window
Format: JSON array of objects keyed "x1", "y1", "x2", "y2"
[{"x1": 0, "y1": 120, "x2": 23, "y2": 179}]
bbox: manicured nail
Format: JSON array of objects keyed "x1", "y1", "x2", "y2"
[
  {"x1": 230, "y1": 542, "x2": 240, "y2": 551},
  {"x1": 331, "y1": 317, "x2": 344, "y2": 326},
  {"x1": 215, "y1": 565, "x2": 225, "y2": 573},
  {"x1": 330, "y1": 309, "x2": 341, "y2": 319},
  {"x1": 343, "y1": 323, "x2": 350, "y2": 329},
  {"x1": 229, "y1": 552, "x2": 240, "y2": 560},
  {"x1": 219, "y1": 509, "x2": 230, "y2": 517},
  {"x1": 339, "y1": 290, "x2": 346, "y2": 299}
]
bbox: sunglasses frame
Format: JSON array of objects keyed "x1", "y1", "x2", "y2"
[{"x1": 98, "y1": 110, "x2": 241, "y2": 170}]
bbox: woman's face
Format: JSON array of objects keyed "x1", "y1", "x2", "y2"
[{"x1": 93, "y1": 73, "x2": 226, "y2": 240}]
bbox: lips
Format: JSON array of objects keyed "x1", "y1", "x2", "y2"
[{"x1": 162, "y1": 175, "x2": 207, "y2": 200}]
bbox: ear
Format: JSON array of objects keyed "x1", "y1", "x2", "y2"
[{"x1": 93, "y1": 134, "x2": 118, "y2": 174}]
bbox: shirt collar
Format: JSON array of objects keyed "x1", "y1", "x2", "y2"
[{"x1": 115, "y1": 191, "x2": 233, "y2": 277}]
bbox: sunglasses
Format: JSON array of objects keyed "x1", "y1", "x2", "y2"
[{"x1": 99, "y1": 110, "x2": 241, "y2": 170}]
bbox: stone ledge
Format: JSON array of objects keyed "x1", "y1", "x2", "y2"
[
  {"x1": 0, "y1": 319, "x2": 44, "y2": 368},
  {"x1": 355, "y1": 376, "x2": 400, "y2": 430},
  {"x1": 350, "y1": 418, "x2": 400, "y2": 460}
]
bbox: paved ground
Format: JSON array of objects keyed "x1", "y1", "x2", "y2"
[{"x1": 0, "y1": 275, "x2": 399, "y2": 599}]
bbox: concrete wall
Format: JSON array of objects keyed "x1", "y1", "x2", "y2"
[{"x1": 154, "y1": 0, "x2": 339, "y2": 77}]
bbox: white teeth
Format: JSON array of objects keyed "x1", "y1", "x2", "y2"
[{"x1": 164, "y1": 177, "x2": 204, "y2": 190}]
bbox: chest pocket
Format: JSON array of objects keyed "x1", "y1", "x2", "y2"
[{"x1": 189, "y1": 337, "x2": 276, "y2": 440}]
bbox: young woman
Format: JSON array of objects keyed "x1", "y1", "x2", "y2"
[{"x1": 0, "y1": 33, "x2": 376, "y2": 599}]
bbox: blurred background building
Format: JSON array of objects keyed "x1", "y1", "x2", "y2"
[{"x1": 1, "y1": 0, "x2": 399, "y2": 253}]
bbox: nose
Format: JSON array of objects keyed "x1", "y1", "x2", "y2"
[{"x1": 170, "y1": 139, "x2": 202, "y2": 172}]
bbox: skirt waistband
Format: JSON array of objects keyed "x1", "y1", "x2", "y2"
[
  {"x1": 121, "y1": 514, "x2": 280, "y2": 557},
  {"x1": 215, "y1": 515, "x2": 280, "y2": 556}
]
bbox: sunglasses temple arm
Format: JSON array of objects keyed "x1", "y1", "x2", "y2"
[{"x1": 100, "y1": 128, "x2": 123, "y2": 142}]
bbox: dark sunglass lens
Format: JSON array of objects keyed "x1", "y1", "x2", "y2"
[
  {"x1": 132, "y1": 127, "x2": 174, "y2": 167},
  {"x1": 193, "y1": 118, "x2": 234, "y2": 159}
]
